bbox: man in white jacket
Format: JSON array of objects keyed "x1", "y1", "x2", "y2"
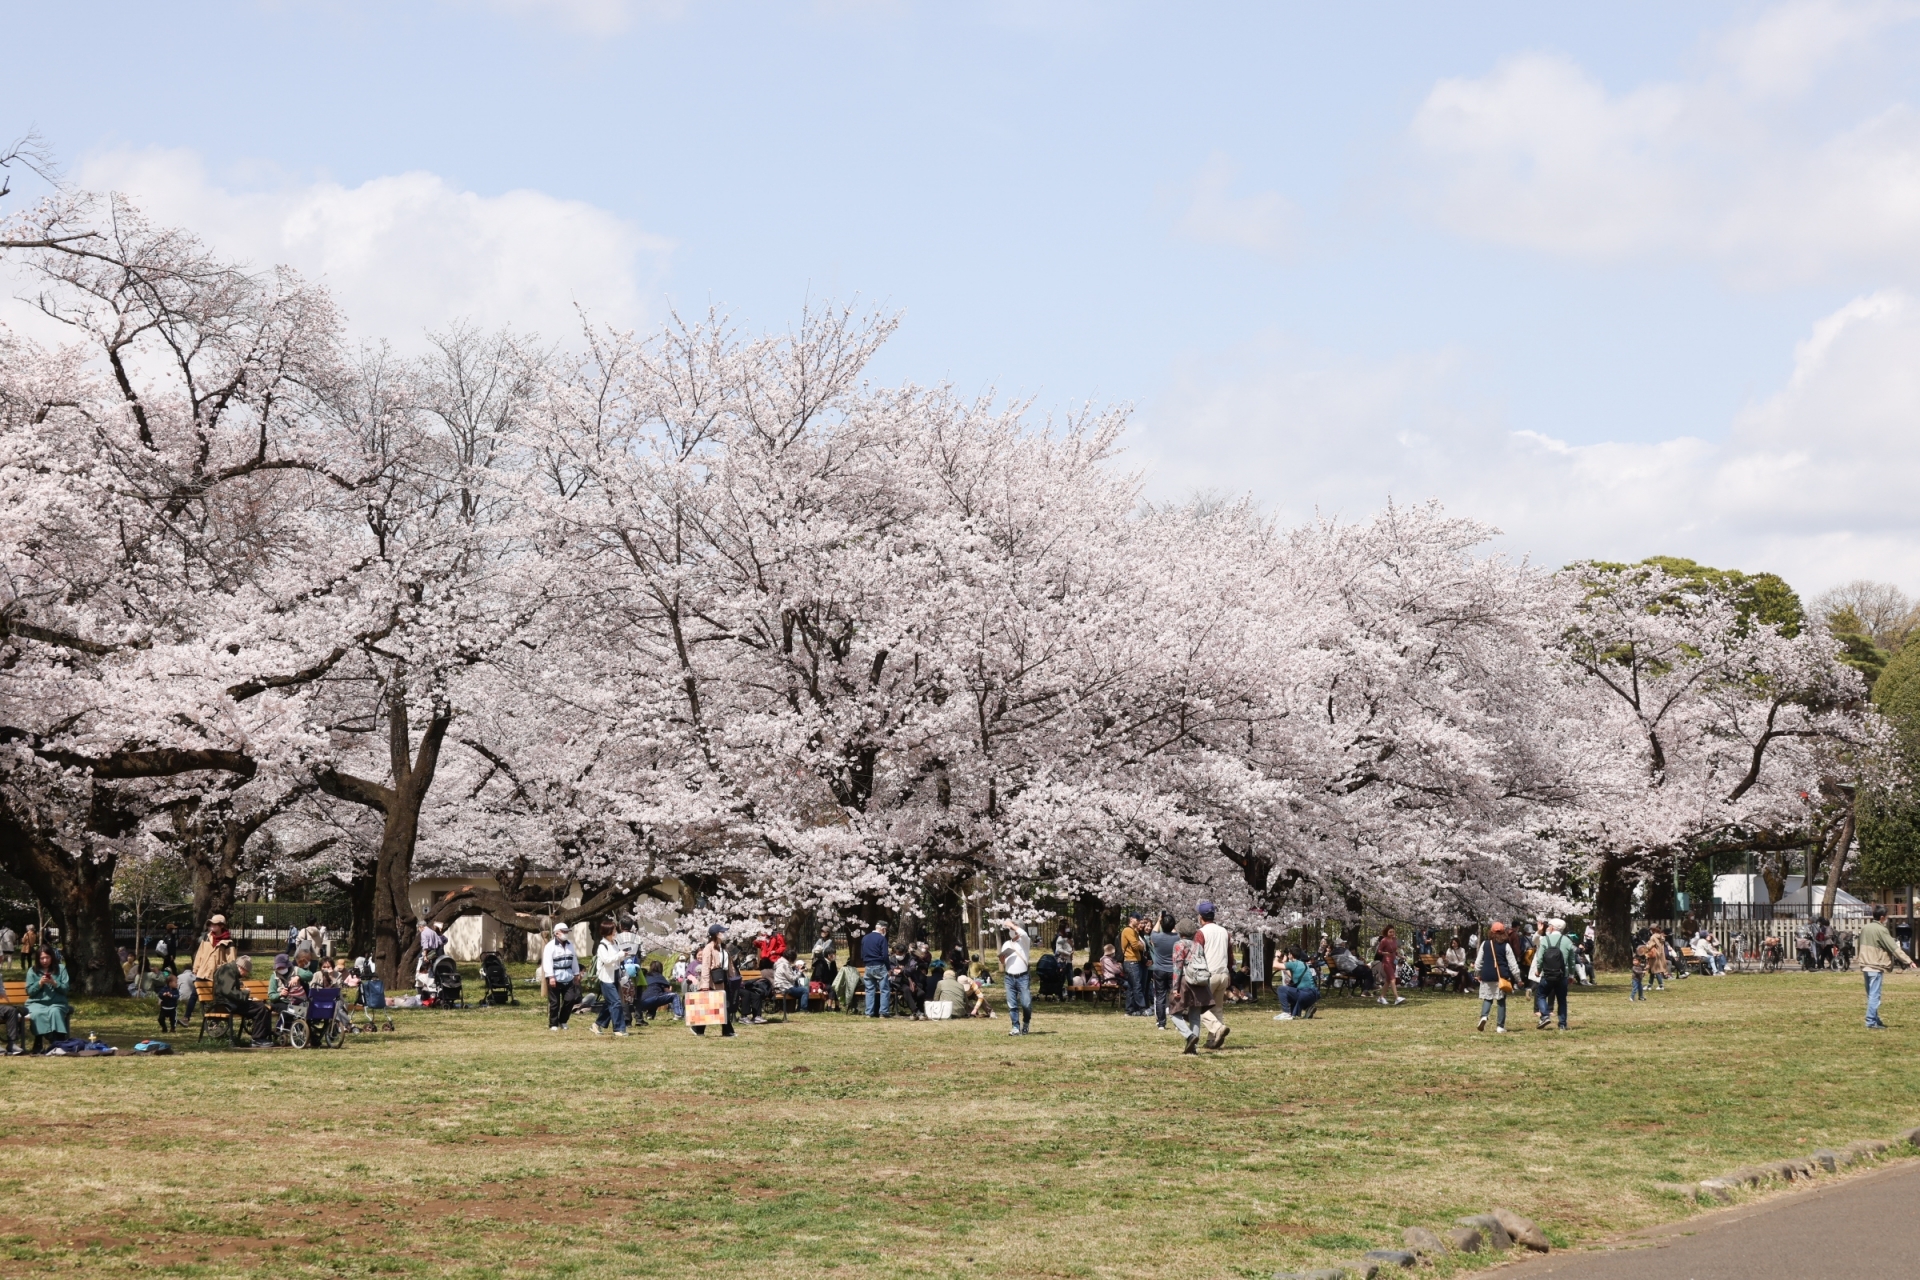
[{"x1": 1196, "y1": 901, "x2": 1232, "y2": 1050}]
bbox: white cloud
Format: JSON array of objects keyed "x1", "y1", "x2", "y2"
[
  {"x1": 69, "y1": 148, "x2": 671, "y2": 346},
  {"x1": 469, "y1": 0, "x2": 684, "y2": 36},
  {"x1": 1718, "y1": 0, "x2": 1917, "y2": 96},
  {"x1": 1408, "y1": 3, "x2": 1920, "y2": 284},
  {"x1": 1136, "y1": 291, "x2": 1920, "y2": 595},
  {"x1": 1175, "y1": 153, "x2": 1296, "y2": 257}
]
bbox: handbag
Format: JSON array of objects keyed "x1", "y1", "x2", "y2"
[
  {"x1": 685, "y1": 989, "x2": 728, "y2": 1027},
  {"x1": 1486, "y1": 942, "x2": 1512, "y2": 993}
]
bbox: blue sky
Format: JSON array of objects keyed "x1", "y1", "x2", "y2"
[{"x1": 9, "y1": 1, "x2": 1920, "y2": 593}]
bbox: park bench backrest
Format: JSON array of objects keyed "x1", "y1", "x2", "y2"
[
  {"x1": 195, "y1": 978, "x2": 272, "y2": 1003},
  {"x1": 1, "y1": 981, "x2": 25, "y2": 1004}
]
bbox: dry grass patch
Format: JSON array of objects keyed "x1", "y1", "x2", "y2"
[{"x1": 0, "y1": 970, "x2": 1913, "y2": 1277}]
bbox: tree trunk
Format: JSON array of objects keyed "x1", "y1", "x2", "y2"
[
  {"x1": 1593, "y1": 852, "x2": 1635, "y2": 970},
  {"x1": 0, "y1": 799, "x2": 122, "y2": 996},
  {"x1": 342, "y1": 856, "x2": 377, "y2": 962},
  {"x1": 1819, "y1": 809, "x2": 1857, "y2": 921},
  {"x1": 184, "y1": 816, "x2": 249, "y2": 935},
  {"x1": 318, "y1": 676, "x2": 453, "y2": 989}
]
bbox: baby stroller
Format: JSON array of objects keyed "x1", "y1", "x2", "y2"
[
  {"x1": 429, "y1": 954, "x2": 466, "y2": 1009},
  {"x1": 480, "y1": 952, "x2": 517, "y2": 1005}
]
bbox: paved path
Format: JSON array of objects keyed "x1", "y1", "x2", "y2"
[{"x1": 1490, "y1": 1157, "x2": 1920, "y2": 1280}]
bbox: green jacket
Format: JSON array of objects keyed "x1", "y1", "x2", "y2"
[
  {"x1": 213, "y1": 961, "x2": 249, "y2": 1010},
  {"x1": 1528, "y1": 931, "x2": 1577, "y2": 983},
  {"x1": 1857, "y1": 922, "x2": 1913, "y2": 972}
]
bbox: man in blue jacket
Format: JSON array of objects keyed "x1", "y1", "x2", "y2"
[{"x1": 860, "y1": 922, "x2": 892, "y2": 1018}]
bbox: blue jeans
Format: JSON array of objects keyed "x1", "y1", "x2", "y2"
[
  {"x1": 1865, "y1": 969, "x2": 1886, "y2": 1026},
  {"x1": 1004, "y1": 971, "x2": 1031, "y2": 1031},
  {"x1": 1479, "y1": 995, "x2": 1506, "y2": 1028},
  {"x1": 1537, "y1": 977, "x2": 1569, "y2": 1028},
  {"x1": 1280, "y1": 986, "x2": 1318, "y2": 1017},
  {"x1": 782, "y1": 984, "x2": 810, "y2": 1012},
  {"x1": 1124, "y1": 960, "x2": 1149, "y2": 1013},
  {"x1": 864, "y1": 964, "x2": 891, "y2": 1016},
  {"x1": 1631, "y1": 972, "x2": 1644, "y2": 1000},
  {"x1": 596, "y1": 980, "x2": 628, "y2": 1032}
]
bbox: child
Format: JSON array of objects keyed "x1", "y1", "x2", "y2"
[
  {"x1": 157, "y1": 975, "x2": 180, "y2": 1032},
  {"x1": 1630, "y1": 944, "x2": 1649, "y2": 1001}
]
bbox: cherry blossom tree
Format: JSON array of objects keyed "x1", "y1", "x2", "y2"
[{"x1": 1552, "y1": 562, "x2": 1870, "y2": 966}]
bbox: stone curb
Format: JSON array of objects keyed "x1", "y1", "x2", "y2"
[{"x1": 1668, "y1": 1121, "x2": 1919, "y2": 1206}]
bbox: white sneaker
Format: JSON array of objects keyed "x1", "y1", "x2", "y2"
[
  {"x1": 613, "y1": 1031, "x2": 627, "y2": 1037},
  {"x1": 1494, "y1": 1026, "x2": 1508, "y2": 1034},
  {"x1": 591, "y1": 1024, "x2": 602, "y2": 1036},
  {"x1": 1393, "y1": 996, "x2": 1406, "y2": 1005},
  {"x1": 1273, "y1": 1012, "x2": 1293, "y2": 1021},
  {"x1": 1476, "y1": 1015, "x2": 1487, "y2": 1032},
  {"x1": 1377, "y1": 997, "x2": 1388, "y2": 1005},
  {"x1": 1008, "y1": 1028, "x2": 1023, "y2": 1036}
]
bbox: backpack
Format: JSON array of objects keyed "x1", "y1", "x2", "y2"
[
  {"x1": 1180, "y1": 941, "x2": 1211, "y2": 986},
  {"x1": 1539, "y1": 938, "x2": 1567, "y2": 983}
]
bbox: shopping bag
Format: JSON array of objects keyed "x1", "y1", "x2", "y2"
[
  {"x1": 924, "y1": 1000, "x2": 953, "y2": 1020},
  {"x1": 685, "y1": 989, "x2": 728, "y2": 1027}
]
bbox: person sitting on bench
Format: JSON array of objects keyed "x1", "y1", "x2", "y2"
[
  {"x1": 24, "y1": 946, "x2": 69, "y2": 1053},
  {"x1": 771, "y1": 953, "x2": 809, "y2": 1012},
  {"x1": 1330, "y1": 942, "x2": 1375, "y2": 992},
  {"x1": 214, "y1": 954, "x2": 273, "y2": 1046},
  {"x1": 0, "y1": 973, "x2": 25, "y2": 1055}
]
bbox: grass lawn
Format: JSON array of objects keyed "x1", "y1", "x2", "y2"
[{"x1": 3, "y1": 968, "x2": 1918, "y2": 1278}]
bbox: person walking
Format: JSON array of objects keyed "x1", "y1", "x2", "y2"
[
  {"x1": 1529, "y1": 917, "x2": 1576, "y2": 1030},
  {"x1": 1120, "y1": 915, "x2": 1150, "y2": 1017},
  {"x1": 859, "y1": 922, "x2": 892, "y2": 1018},
  {"x1": 592, "y1": 919, "x2": 629, "y2": 1037},
  {"x1": 1376, "y1": 925, "x2": 1406, "y2": 1006},
  {"x1": 1475, "y1": 922, "x2": 1521, "y2": 1034},
  {"x1": 1169, "y1": 917, "x2": 1227, "y2": 1053},
  {"x1": 1857, "y1": 905, "x2": 1914, "y2": 1029},
  {"x1": 1195, "y1": 901, "x2": 1232, "y2": 1050},
  {"x1": 1147, "y1": 911, "x2": 1178, "y2": 1029},
  {"x1": 1647, "y1": 927, "x2": 1670, "y2": 991},
  {"x1": 1000, "y1": 923, "x2": 1033, "y2": 1035},
  {"x1": 1630, "y1": 941, "x2": 1649, "y2": 1001},
  {"x1": 694, "y1": 923, "x2": 737, "y2": 1037},
  {"x1": 539, "y1": 922, "x2": 582, "y2": 1031}
]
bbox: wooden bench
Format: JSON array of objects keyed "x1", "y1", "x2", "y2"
[
  {"x1": 196, "y1": 978, "x2": 271, "y2": 1043},
  {"x1": 2, "y1": 980, "x2": 25, "y2": 1005}
]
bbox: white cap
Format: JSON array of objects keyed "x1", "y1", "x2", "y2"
[{"x1": 553, "y1": 922, "x2": 570, "y2": 934}]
